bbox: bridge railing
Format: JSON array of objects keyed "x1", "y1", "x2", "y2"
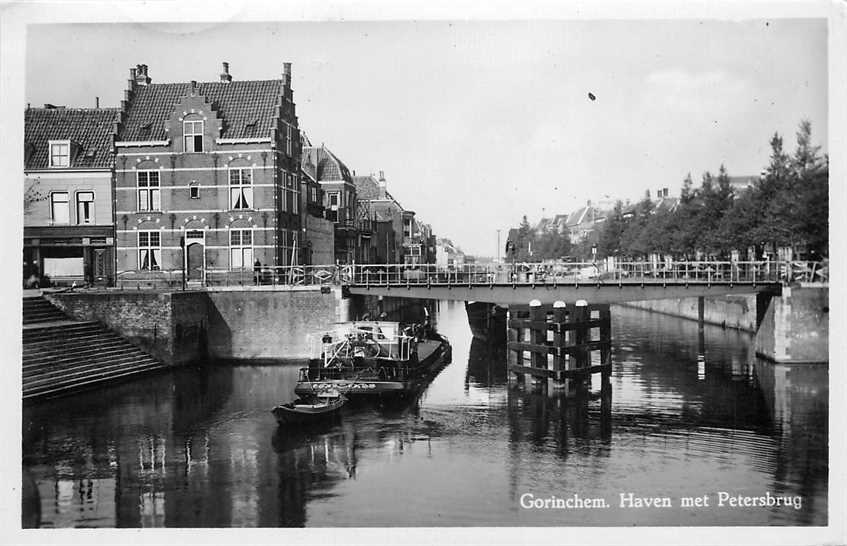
[
  {"x1": 348, "y1": 260, "x2": 823, "y2": 286},
  {"x1": 117, "y1": 260, "x2": 824, "y2": 288}
]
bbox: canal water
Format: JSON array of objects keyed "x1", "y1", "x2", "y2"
[{"x1": 22, "y1": 302, "x2": 828, "y2": 527}]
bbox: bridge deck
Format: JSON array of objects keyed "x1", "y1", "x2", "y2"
[{"x1": 347, "y1": 280, "x2": 781, "y2": 305}]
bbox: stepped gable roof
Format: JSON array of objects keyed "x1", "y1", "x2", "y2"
[
  {"x1": 303, "y1": 145, "x2": 353, "y2": 182},
  {"x1": 25, "y1": 107, "x2": 120, "y2": 170},
  {"x1": 118, "y1": 80, "x2": 284, "y2": 141}
]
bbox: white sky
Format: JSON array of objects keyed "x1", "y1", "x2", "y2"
[{"x1": 25, "y1": 19, "x2": 827, "y2": 256}]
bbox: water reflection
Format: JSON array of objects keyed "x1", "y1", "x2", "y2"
[
  {"x1": 465, "y1": 336, "x2": 508, "y2": 389},
  {"x1": 22, "y1": 303, "x2": 828, "y2": 527}
]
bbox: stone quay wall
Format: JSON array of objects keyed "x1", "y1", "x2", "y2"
[
  {"x1": 754, "y1": 286, "x2": 828, "y2": 364},
  {"x1": 47, "y1": 286, "x2": 347, "y2": 365},
  {"x1": 619, "y1": 287, "x2": 828, "y2": 364},
  {"x1": 619, "y1": 294, "x2": 759, "y2": 332}
]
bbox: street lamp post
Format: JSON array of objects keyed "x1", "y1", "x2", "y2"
[{"x1": 497, "y1": 229, "x2": 501, "y2": 264}]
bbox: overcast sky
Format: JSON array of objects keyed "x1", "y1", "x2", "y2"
[{"x1": 26, "y1": 20, "x2": 827, "y2": 256}]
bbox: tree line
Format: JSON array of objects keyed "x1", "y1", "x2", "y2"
[
  {"x1": 508, "y1": 120, "x2": 828, "y2": 263},
  {"x1": 599, "y1": 120, "x2": 827, "y2": 260}
]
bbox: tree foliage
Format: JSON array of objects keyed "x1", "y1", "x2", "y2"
[
  {"x1": 594, "y1": 120, "x2": 828, "y2": 260},
  {"x1": 507, "y1": 120, "x2": 827, "y2": 262}
]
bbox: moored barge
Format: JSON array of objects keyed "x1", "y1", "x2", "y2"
[{"x1": 294, "y1": 321, "x2": 451, "y2": 398}]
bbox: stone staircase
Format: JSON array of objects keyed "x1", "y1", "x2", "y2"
[
  {"x1": 23, "y1": 296, "x2": 71, "y2": 324},
  {"x1": 22, "y1": 296, "x2": 167, "y2": 401}
]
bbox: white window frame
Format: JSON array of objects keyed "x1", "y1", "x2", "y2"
[
  {"x1": 50, "y1": 191, "x2": 69, "y2": 224},
  {"x1": 137, "y1": 170, "x2": 161, "y2": 211},
  {"x1": 229, "y1": 228, "x2": 254, "y2": 270},
  {"x1": 48, "y1": 140, "x2": 70, "y2": 168},
  {"x1": 189, "y1": 182, "x2": 200, "y2": 199},
  {"x1": 138, "y1": 231, "x2": 161, "y2": 271},
  {"x1": 183, "y1": 118, "x2": 204, "y2": 153},
  {"x1": 229, "y1": 167, "x2": 253, "y2": 210},
  {"x1": 285, "y1": 125, "x2": 292, "y2": 156},
  {"x1": 76, "y1": 191, "x2": 95, "y2": 224}
]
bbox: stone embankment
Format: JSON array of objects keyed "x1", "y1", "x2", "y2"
[
  {"x1": 23, "y1": 296, "x2": 166, "y2": 400},
  {"x1": 620, "y1": 286, "x2": 828, "y2": 364}
]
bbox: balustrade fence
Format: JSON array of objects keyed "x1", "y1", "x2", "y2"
[{"x1": 116, "y1": 260, "x2": 825, "y2": 290}]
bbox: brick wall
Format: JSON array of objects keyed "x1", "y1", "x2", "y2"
[
  {"x1": 47, "y1": 291, "x2": 182, "y2": 364},
  {"x1": 47, "y1": 287, "x2": 346, "y2": 364}
]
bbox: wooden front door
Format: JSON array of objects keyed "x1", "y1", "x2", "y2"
[{"x1": 187, "y1": 243, "x2": 204, "y2": 281}]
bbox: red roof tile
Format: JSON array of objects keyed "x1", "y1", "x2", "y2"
[{"x1": 25, "y1": 107, "x2": 119, "y2": 170}]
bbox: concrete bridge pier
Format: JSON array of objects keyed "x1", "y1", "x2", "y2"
[{"x1": 754, "y1": 285, "x2": 828, "y2": 364}]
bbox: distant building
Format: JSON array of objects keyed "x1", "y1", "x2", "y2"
[
  {"x1": 113, "y1": 62, "x2": 302, "y2": 286},
  {"x1": 533, "y1": 217, "x2": 554, "y2": 236},
  {"x1": 302, "y1": 145, "x2": 359, "y2": 264},
  {"x1": 353, "y1": 171, "x2": 404, "y2": 264},
  {"x1": 300, "y1": 134, "x2": 334, "y2": 265},
  {"x1": 24, "y1": 105, "x2": 120, "y2": 286},
  {"x1": 564, "y1": 201, "x2": 607, "y2": 244},
  {"x1": 435, "y1": 238, "x2": 465, "y2": 267},
  {"x1": 728, "y1": 176, "x2": 759, "y2": 197}
]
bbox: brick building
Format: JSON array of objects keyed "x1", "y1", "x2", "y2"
[
  {"x1": 353, "y1": 171, "x2": 404, "y2": 264},
  {"x1": 113, "y1": 63, "x2": 302, "y2": 286},
  {"x1": 301, "y1": 145, "x2": 360, "y2": 264},
  {"x1": 299, "y1": 134, "x2": 334, "y2": 264},
  {"x1": 24, "y1": 106, "x2": 120, "y2": 286}
]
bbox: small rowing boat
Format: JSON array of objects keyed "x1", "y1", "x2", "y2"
[{"x1": 271, "y1": 390, "x2": 347, "y2": 425}]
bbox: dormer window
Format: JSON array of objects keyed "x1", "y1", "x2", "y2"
[
  {"x1": 183, "y1": 117, "x2": 204, "y2": 153},
  {"x1": 49, "y1": 140, "x2": 70, "y2": 168},
  {"x1": 244, "y1": 120, "x2": 257, "y2": 138}
]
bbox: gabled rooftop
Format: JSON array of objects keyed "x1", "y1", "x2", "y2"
[
  {"x1": 25, "y1": 107, "x2": 120, "y2": 170},
  {"x1": 353, "y1": 175, "x2": 381, "y2": 200},
  {"x1": 118, "y1": 79, "x2": 285, "y2": 141},
  {"x1": 302, "y1": 145, "x2": 353, "y2": 182}
]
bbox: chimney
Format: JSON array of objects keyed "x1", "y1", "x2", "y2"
[
  {"x1": 378, "y1": 171, "x2": 387, "y2": 199},
  {"x1": 220, "y1": 61, "x2": 232, "y2": 83},
  {"x1": 95, "y1": 96, "x2": 100, "y2": 108},
  {"x1": 190, "y1": 80, "x2": 197, "y2": 94},
  {"x1": 283, "y1": 62, "x2": 292, "y2": 87},
  {"x1": 134, "y1": 64, "x2": 151, "y2": 86}
]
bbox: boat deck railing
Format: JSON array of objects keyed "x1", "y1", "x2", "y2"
[{"x1": 298, "y1": 364, "x2": 415, "y2": 383}]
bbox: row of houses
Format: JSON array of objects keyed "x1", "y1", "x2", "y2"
[
  {"x1": 529, "y1": 177, "x2": 757, "y2": 250},
  {"x1": 23, "y1": 62, "x2": 438, "y2": 287}
]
